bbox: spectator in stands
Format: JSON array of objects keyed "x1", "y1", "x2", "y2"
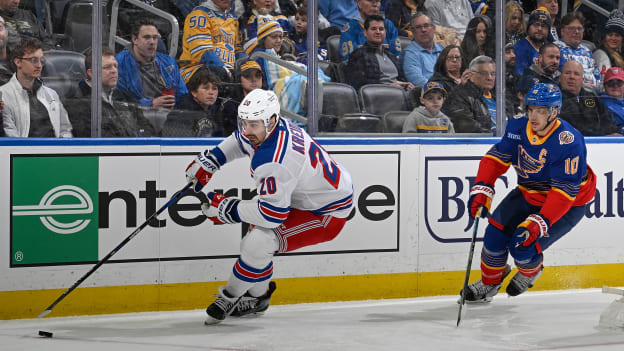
[
  {"x1": 1, "y1": 39, "x2": 71, "y2": 137},
  {"x1": 289, "y1": 5, "x2": 329, "y2": 61},
  {"x1": 599, "y1": 67, "x2": 624, "y2": 135},
  {"x1": 164, "y1": 67, "x2": 228, "y2": 137},
  {"x1": 505, "y1": 42, "x2": 522, "y2": 116},
  {"x1": 402, "y1": 81, "x2": 454, "y2": 133},
  {"x1": 401, "y1": 12, "x2": 444, "y2": 87},
  {"x1": 116, "y1": 17, "x2": 188, "y2": 108},
  {"x1": 0, "y1": 0, "x2": 54, "y2": 51},
  {"x1": 461, "y1": 15, "x2": 494, "y2": 68},
  {"x1": 240, "y1": 0, "x2": 293, "y2": 54},
  {"x1": 318, "y1": 0, "x2": 358, "y2": 29},
  {"x1": 559, "y1": 60, "x2": 620, "y2": 136},
  {"x1": 428, "y1": 44, "x2": 465, "y2": 94},
  {"x1": 220, "y1": 58, "x2": 266, "y2": 126},
  {"x1": 505, "y1": 1, "x2": 525, "y2": 46},
  {"x1": 593, "y1": 10, "x2": 624, "y2": 73},
  {"x1": 339, "y1": 0, "x2": 401, "y2": 62},
  {"x1": 250, "y1": 19, "x2": 294, "y2": 89},
  {"x1": 441, "y1": 55, "x2": 495, "y2": 134},
  {"x1": 345, "y1": 15, "x2": 413, "y2": 91},
  {"x1": 514, "y1": 7, "x2": 551, "y2": 76},
  {"x1": 556, "y1": 12, "x2": 600, "y2": 88},
  {"x1": 385, "y1": 0, "x2": 426, "y2": 38},
  {"x1": 179, "y1": 0, "x2": 243, "y2": 82},
  {"x1": 65, "y1": 47, "x2": 154, "y2": 138},
  {"x1": 0, "y1": 15, "x2": 11, "y2": 85},
  {"x1": 536, "y1": 0, "x2": 560, "y2": 41},
  {"x1": 423, "y1": 0, "x2": 473, "y2": 38},
  {"x1": 516, "y1": 42, "x2": 561, "y2": 105}
]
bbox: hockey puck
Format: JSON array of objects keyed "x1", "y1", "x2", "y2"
[{"x1": 38, "y1": 330, "x2": 53, "y2": 338}]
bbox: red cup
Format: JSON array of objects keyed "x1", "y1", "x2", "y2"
[{"x1": 162, "y1": 89, "x2": 174, "y2": 96}]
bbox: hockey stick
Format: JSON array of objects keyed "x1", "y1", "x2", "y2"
[
  {"x1": 38, "y1": 182, "x2": 193, "y2": 318},
  {"x1": 602, "y1": 286, "x2": 624, "y2": 296},
  {"x1": 457, "y1": 210, "x2": 481, "y2": 327}
]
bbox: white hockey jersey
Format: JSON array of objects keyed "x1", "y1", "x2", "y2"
[{"x1": 207, "y1": 118, "x2": 354, "y2": 229}]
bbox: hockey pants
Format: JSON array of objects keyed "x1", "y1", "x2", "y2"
[
  {"x1": 480, "y1": 188, "x2": 586, "y2": 284},
  {"x1": 225, "y1": 209, "x2": 347, "y2": 297}
]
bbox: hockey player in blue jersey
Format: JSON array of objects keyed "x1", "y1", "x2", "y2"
[
  {"x1": 462, "y1": 83, "x2": 597, "y2": 302},
  {"x1": 185, "y1": 89, "x2": 354, "y2": 324}
]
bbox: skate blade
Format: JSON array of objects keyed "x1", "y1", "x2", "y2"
[
  {"x1": 457, "y1": 297, "x2": 493, "y2": 304},
  {"x1": 204, "y1": 316, "x2": 225, "y2": 325}
]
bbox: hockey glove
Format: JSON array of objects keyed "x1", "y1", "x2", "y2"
[
  {"x1": 201, "y1": 192, "x2": 241, "y2": 225},
  {"x1": 512, "y1": 214, "x2": 550, "y2": 249},
  {"x1": 186, "y1": 151, "x2": 220, "y2": 192},
  {"x1": 468, "y1": 182, "x2": 495, "y2": 218}
]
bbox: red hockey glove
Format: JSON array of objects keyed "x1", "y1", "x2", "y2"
[
  {"x1": 185, "y1": 151, "x2": 220, "y2": 192},
  {"x1": 467, "y1": 182, "x2": 495, "y2": 218},
  {"x1": 201, "y1": 192, "x2": 241, "y2": 224},
  {"x1": 512, "y1": 214, "x2": 550, "y2": 248}
]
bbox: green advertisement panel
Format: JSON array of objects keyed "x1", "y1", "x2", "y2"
[{"x1": 11, "y1": 156, "x2": 99, "y2": 266}]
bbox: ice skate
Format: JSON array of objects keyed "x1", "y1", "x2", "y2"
[
  {"x1": 231, "y1": 281, "x2": 277, "y2": 317},
  {"x1": 204, "y1": 286, "x2": 241, "y2": 325},
  {"x1": 506, "y1": 266, "x2": 544, "y2": 297},
  {"x1": 459, "y1": 264, "x2": 512, "y2": 303}
]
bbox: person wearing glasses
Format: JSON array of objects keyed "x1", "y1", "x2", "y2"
[
  {"x1": 600, "y1": 67, "x2": 624, "y2": 135},
  {"x1": 401, "y1": 12, "x2": 444, "y2": 87},
  {"x1": 339, "y1": 0, "x2": 401, "y2": 62},
  {"x1": 555, "y1": 12, "x2": 600, "y2": 88},
  {"x1": 441, "y1": 55, "x2": 495, "y2": 134},
  {"x1": 428, "y1": 44, "x2": 466, "y2": 94},
  {"x1": 0, "y1": 38, "x2": 72, "y2": 137},
  {"x1": 514, "y1": 7, "x2": 551, "y2": 76}
]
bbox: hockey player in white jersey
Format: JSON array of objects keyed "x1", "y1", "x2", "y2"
[{"x1": 185, "y1": 89, "x2": 354, "y2": 324}]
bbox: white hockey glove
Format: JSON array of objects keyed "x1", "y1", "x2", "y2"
[
  {"x1": 201, "y1": 192, "x2": 241, "y2": 224},
  {"x1": 185, "y1": 151, "x2": 220, "y2": 192}
]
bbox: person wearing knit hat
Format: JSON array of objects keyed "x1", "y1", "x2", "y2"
[
  {"x1": 594, "y1": 9, "x2": 624, "y2": 72},
  {"x1": 513, "y1": 7, "x2": 551, "y2": 76},
  {"x1": 245, "y1": 18, "x2": 284, "y2": 55}
]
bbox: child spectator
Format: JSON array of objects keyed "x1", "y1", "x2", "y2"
[
  {"x1": 289, "y1": 6, "x2": 328, "y2": 61},
  {"x1": 402, "y1": 81, "x2": 454, "y2": 133}
]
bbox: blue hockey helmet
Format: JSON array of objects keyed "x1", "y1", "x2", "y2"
[{"x1": 525, "y1": 83, "x2": 562, "y2": 110}]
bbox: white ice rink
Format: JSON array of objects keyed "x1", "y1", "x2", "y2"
[{"x1": 2, "y1": 289, "x2": 624, "y2": 351}]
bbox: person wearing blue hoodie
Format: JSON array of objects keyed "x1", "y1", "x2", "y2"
[{"x1": 600, "y1": 66, "x2": 624, "y2": 134}]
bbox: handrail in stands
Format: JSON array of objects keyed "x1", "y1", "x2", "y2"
[
  {"x1": 109, "y1": 0, "x2": 179, "y2": 57},
  {"x1": 248, "y1": 51, "x2": 317, "y2": 125}
]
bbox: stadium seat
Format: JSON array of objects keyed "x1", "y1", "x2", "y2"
[
  {"x1": 383, "y1": 111, "x2": 411, "y2": 133},
  {"x1": 321, "y1": 82, "x2": 361, "y2": 117},
  {"x1": 399, "y1": 36, "x2": 412, "y2": 51},
  {"x1": 359, "y1": 84, "x2": 410, "y2": 117},
  {"x1": 326, "y1": 35, "x2": 341, "y2": 63},
  {"x1": 63, "y1": 0, "x2": 109, "y2": 53},
  {"x1": 42, "y1": 50, "x2": 86, "y2": 99},
  {"x1": 409, "y1": 86, "x2": 423, "y2": 107},
  {"x1": 335, "y1": 115, "x2": 382, "y2": 133}
]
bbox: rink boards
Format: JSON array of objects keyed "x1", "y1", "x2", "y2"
[{"x1": 1, "y1": 137, "x2": 623, "y2": 319}]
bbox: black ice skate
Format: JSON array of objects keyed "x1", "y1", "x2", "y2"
[
  {"x1": 459, "y1": 264, "x2": 512, "y2": 303},
  {"x1": 506, "y1": 266, "x2": 544, "y2": 297},
  {"x1": 204, "y1": 287, "x2": 241, "y2": 325},
  {"x1": 231, "y1": 281, "x2": 277, "y2": 317}
]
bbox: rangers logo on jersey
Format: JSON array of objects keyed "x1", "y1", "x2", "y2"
[
  {"x1": 514, "y1": 145, "x2": 545, "y2": 178},
  {"x1": 559, "y1": 131, "x2": 574, "y2": 145}
]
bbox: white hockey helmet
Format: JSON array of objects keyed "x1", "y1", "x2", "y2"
[{"x1": 238, "y1": 89, "x2": 281, "y2": 131}]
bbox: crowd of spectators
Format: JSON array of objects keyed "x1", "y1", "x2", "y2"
[{"x1": 1, "y1": 0, "x2": 624, "y2": 137}]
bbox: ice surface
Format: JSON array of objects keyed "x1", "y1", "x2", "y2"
[{"x1": 1, "y1": 289, "x2": 623, "y2": 351}]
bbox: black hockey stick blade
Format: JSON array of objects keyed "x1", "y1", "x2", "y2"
[
  {"x1": 38, "y1": 182, "x2": 193, "y2": 318},
  {"x1": 457, "y1": 211, "x2": 481, "y2": 327}
]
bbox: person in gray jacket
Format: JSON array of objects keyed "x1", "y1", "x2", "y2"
[
  {"x1": 403, "y1": 81, "x2": 454, "y2": 133},
  {"x1": 1, "y1": 38, "x2": 72, "y2": 137}
]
